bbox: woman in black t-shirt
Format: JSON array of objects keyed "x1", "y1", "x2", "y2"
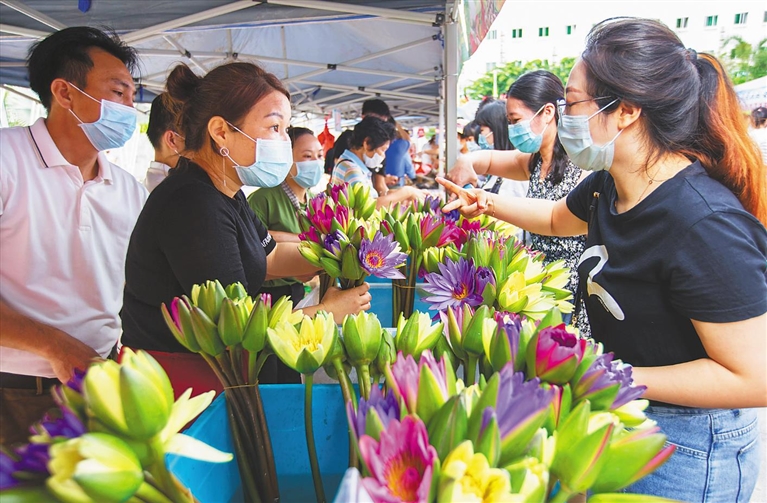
[
  {"x1": 121, "y1": 62, "x2": 372, "y2": 393},
  {"x1": 439, "y1": 18, "x2": 766, "y2": 502}
]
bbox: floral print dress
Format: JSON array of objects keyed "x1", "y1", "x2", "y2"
[{"x1": 527, "y1": 159, "x2": 591, "y2": 337}]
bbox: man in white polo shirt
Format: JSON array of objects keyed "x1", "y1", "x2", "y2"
[{"x1": 0, "y1": 27, "x2": 147, "y2": 445}]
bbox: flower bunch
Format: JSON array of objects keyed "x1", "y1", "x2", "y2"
[
  {"x1": 161, "y1": 280, "x2": 295, "y2": 502},
  {"x1": 337, "y1": 306, "x2": 677, "y2": 503},
  {"x1": 299, "y1": 183, "x2": 406, "y2": 289},
  {"x1": 423, "y1": 231, "x2": 574, "y2": 320},
  {"x1": 0, "y1": 351, "x2": 231, "y2": 503}
]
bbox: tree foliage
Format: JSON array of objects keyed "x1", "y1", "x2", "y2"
[
  {"x1": 465, "y1": 57, "x2": 575, "y2": 100},
  {"x1": 720, "y1": 36, "x2": 767, "y2": 85}
]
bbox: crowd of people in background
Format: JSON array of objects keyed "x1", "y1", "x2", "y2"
[{"x1": 0, "y1": 18, "x2": 765, "y2": 503}]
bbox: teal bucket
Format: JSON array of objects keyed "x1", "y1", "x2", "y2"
[
  {"x1": 168, "y1": 384, "x2": 351, "y2": 503},
  {"x1": 368, "y1": 280, "x2": 432, "y2": 325}
]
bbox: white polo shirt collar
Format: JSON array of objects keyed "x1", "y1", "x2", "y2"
[{"x1": 29, "y1": 118, "x2": 114, "y2": 183}]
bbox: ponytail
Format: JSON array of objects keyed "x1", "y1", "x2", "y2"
[{"x1": 685, "y1": 54, "x2": 767, "y2": 225}]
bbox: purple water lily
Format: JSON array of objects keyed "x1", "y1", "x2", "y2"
[
  {"x1": 496, "y1": 365, "x2": 556, "y2": 464},
  {"x1": 531, "y1": 324, "x2": 587, "y2": 384},
  {"x1": 574, "y1": 353, "x2": 647, "y2": 410},
  {"x1": 66, "y1": 368, "x2": 86, "y2": 394},
  {"x1": 348, "y1": 385, "x2": 400, "y2": 439},
  {"x1": 324, "y1": 230, "x2": 345, "y2": 258},
  {"x1": 359, "y1": 232, "x2": 407, "y2": 279},
  {"x1": 475, "y1": 266, "x2": 496, "y2": 295},
  {"x1": 422, "y1": 257, "x2": 484, "y2": 311},
  {"x1": 12, "y1": 443, "x2": 49, "y2": 476},
  {"x1": 0, "y1": 451, "x2": 18, "y2": 490},
  {"x1": 38, "y1": 407, "x2": 86, "y2": 440}
]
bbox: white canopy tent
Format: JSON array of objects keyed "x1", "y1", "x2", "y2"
[{"x1": 0, "y1": 0, "x2": 461, "y2": 166}]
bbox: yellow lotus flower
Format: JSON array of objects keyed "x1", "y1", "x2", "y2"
[
  {"x1": 268, "y1": 311, "x2": 338, "y2": 374},
  {"x1": 438, "y1": 441, "x2": 516, "y2": 503}
]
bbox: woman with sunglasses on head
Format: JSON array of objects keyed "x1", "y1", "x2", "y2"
[
  {"x1": 440, "y1": 18, "x2": 766, "y2": 501},
  {"x1": 449, "y1": 71, "x2": 591, "y2": 336},
  {"x1": 121, "y1": 63, "x2": 372, "y2": 394}
]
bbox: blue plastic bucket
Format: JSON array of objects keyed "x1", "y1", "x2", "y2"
[
  {"x1": 168, "y1": 384, "x2": 352, "y2": 503},
  {"x1": 368, "y1": 281, "x2": 433, "y2": 325}
]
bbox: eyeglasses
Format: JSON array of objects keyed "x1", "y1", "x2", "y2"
[{"x1": 556, "y1": 97, "x2": 615, "y2": 116}]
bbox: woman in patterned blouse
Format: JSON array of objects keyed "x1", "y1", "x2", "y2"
[{"x1": 448, "y1": 71, "x2": 590, "y2": 336}]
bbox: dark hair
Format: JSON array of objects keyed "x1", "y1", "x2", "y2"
[
  {"x1": 27, "y1": 26, "x2": 138, "y2": 110},
  {"x1": 475, "y1": 101, "x2": 512, "y2": 151},
  {"x1": 361, "y1": 98, "x2": 391, "y2": 119},
  {"x1": 462, "y1": 121, "x2": 480, "y2": 141},
  {"x1": 165, "y1": 62, "x2": 290, "y2": 152},
  {"x1": 582, "y1": 17, "x2": 765, "y2": 224},
  {"x1": 287, "y1": 126, "x2": 315, "y2": 143},
  {"x1": 146, "y1": 93, "x2": 176, "y2": 150},
  {"x1": 752, "y1": 107, "x2": 767, "y2": 128},
  {"x1": 349, "y1": 116, "x2": 396, "y2": 150},
  {"x1": 507, "y1": 70, "x2": 568, "y2": 184},
  {"x1": 477, "y1": 96, "x2": 496, "y2": 113}
]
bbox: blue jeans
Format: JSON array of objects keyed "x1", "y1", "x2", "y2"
[{"x1": 622, "y1": 406, "x2": 760, "y2": 502}]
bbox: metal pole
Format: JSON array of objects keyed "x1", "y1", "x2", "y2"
[
  {"x1": 443, "y1": 8, "x2": 460, "y2": 172},
  {"x1": 264, "y1": 0, "x2": 439, "y2": 25},
  {"x1": 0, "y1": 23, "x2": 50, "y2": 38},
  {"x1": 0, "y1": 0, "x2": 65, "y2": 30}
]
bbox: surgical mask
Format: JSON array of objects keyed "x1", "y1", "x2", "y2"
[
  {"x1": 68, "y1": 83, "x2": 137, "y2": 151},
  {"x1": 477, "y1": 134, "x2": 493, "y2": 150},
  {"x1": 292, "y1": 159, "x2": 323, "y2": 188},
  {"x1": 364, "y1": 151, "x2": 385, "y2": 169},
  {"x1": 508, "y1": 105, "x2": 549, "y2": 153},
  {"x1": 557, "y1": 99, "x2": 622, "y2": 172},
  {"x1": 224, "y1": 122, "x2": 293, "y2": 187}
]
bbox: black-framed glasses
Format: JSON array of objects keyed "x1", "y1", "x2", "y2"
[{"x1": 556, "y1": 97, "x2": 615, "y2": 116}]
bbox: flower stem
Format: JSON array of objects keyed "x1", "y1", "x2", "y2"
[
  {"x1": 357, "y1": 364, "x2": 371, "y2": 401},
  {"x1": 148, "y1": 438, "x2": 188, "y2": 503},
  {"x1": 333, "y1": 359, "x2": 359, "y2": 469},
  {"x1": 304, "y1": 373, "x2": 326, "y2": 503},
  {"x1": 548, "y1": 485, "x2": 573, "y2": 503},
  {"x1": 135, "y1": 481, "x2": 174, "y2": 503},
  {"x1": 466, "y1": 354, "x2": 478, "y2": 386},
  {"x1": 225, "y1": 397, "x2": 262, "y2": 503}
]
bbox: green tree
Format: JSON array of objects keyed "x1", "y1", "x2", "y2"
[
  {"x1": 720, "y1": 36, "x2": 767, "y2": 85},
  {"x1": 465, "y1": 57, "x2": 575, "y2": 100}
]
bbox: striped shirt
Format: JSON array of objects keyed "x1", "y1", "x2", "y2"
[{"x1": 330, "y1": 149, "x2": 378, "y2": 197}]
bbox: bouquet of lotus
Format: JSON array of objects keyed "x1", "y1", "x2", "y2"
[
  {"x1": 422, "y1": 230, "x2": 574, "y2": 320},
  {"x1": 161, "y1": 280, "x2": 301, "y2": 503},
  {"x1": 0, "y1": 350, "x2": 231, "y2": 503},
  {"x1": 328, "y1": 307, "x2": 680, "y2": 503}
]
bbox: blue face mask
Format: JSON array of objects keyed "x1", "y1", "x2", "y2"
[
  {"x1": 477, "y1": 133, "x2": 493, "y2": 150},
  {"x1": 224, "y1": 122, "x2": 293, "y2": 187},
  {"x1": 558, "y1": 99, "x2": 622, "y2": 172},
  {"x1": 292, "y1": 159, "x2": 323, "y2": 188},
  {"x1": 507, "y1": 105, "x2": 549, "y2": 153},
  {"x1": 68, "y1": 83, "x2": 137, "y2": 151}
]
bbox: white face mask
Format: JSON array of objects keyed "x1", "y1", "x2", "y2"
[
  {"x1": 557, "y1": 99, "x2": 622, "y2": 172},
  {"x1": 363, "y1": 151, "x2": 385, "y2": 169},
  {"x1": 68, "y1": 82, "x2": 137, "y2": 151},
  {"x1": 224, "y1": 121, "x2": 293, "y2": 187}
]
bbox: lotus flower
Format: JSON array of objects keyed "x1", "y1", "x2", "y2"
[
  {"x1": 389, "y1": 350, "x2": 455, "y2": 422},
  {"x1": 83, "y1": 349, "x2": 174, "y2": 440},
  {"x1": 572, "y1": 353, "x2": 647, "y2": 411},
  {"x1": 30, "y1": 407, "x2": 86, "y2": 445},
  {"x1": 0, "y1": 452, "x2": 18, "y2": 490},
  {"x1": 343, "y1": 311, "x2": 384, "y2": 367},
  {"x1": 359, "y1": 232, "x2": 407, "y2": 279},
  {"x1": 504, "y1": 455, "x2": 549, "y2": 502},
  {"x1": 395, "y1": 311, "x2": 444, "y2": 359},
  {"x1": 11, "y1": 443, "x2": 49, "y2": 477},
  {"x1": 323, "y1": 230, "x2": 345, "y2": 258},
  {"x1": 359, "y1": 416, "x2": 438, "y2": 503},
  {"x1": 268, "y1": 311, "x2": 337, "y2": 375},
  {"x1": 389, "y1": 352, "x2": 421, "y2": 414},
  {"x1": 46, "y1": 433, "x2": 144, "y2": 503},
  {"x1": 347, "y1": 385, "x2": 400, "y2": 441},
  {"x1": 423, "y1": 257, "x2": 485, "y2": 311},
  {"x1": 526, "y1": 324, "x2": 586, "y2": 384},
  {"x1": 482, "y1": 311, "x2": 524, "y2": 373},
  {"x1": 299, "y1": 226, "x2": 322, "y2": 244},
  {"x1": 495, "y1": 366, "x2": 555, "y2": 465},
  {"x1": 437, "y1": 441, "x2": 512, "y2": 503},
  {"x1": 591, "y1": 426, "x2": 675, "y2": 494}
]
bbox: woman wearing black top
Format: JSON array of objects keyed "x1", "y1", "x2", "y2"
[
  {"x1": 121, "y1": 62, "x2": 371, "y2": 393},
  {"x1": 440, "y1": 18, "x2": 766, "y2": 501}
]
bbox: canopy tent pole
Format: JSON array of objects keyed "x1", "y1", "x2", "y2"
[
  {"x1": 264, "y1": 0, "x2": 441, "y2": 26},
  {"x1": 443, "y1": 6, "x2": 459, "y2": 172},
  {"x1": 297, "y1": 80, "x2": 437, "y2": 103},
  {"x1": 0, "y1": 0, "x2": 65, "y2": 30},
  {"x1": 0, "y1": 23, "x2": 51, "y2": 37},
  {"x1": 162, "y1": 36, "x2": 209, "y2": 73}
]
